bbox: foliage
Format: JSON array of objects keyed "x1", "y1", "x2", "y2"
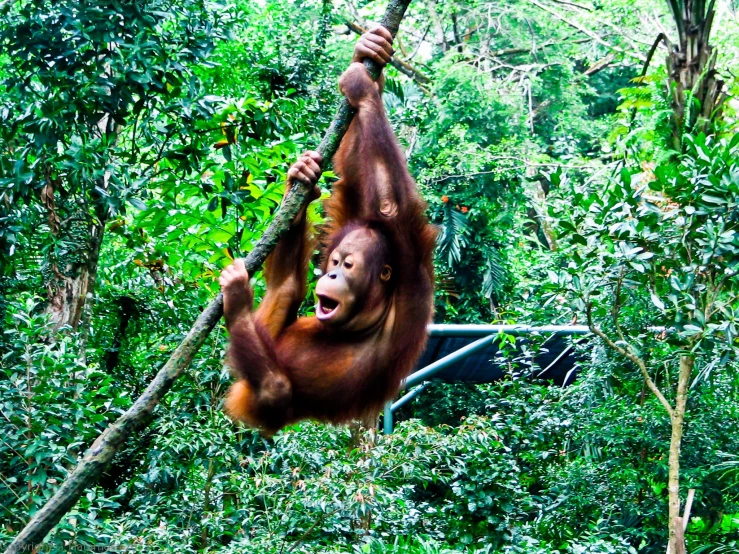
[
  {"x1": 549, "y1": 131, "x2": 739, "y2": 385},
  {"x1": 546, "y1": 126, "x2": 739, "y2": 549},
  {"x1": 0, "y1": 296, "x2": 130, "y2": 546},
  {"x1": 0, "y1": 0, "x2": 226, "y2": 260},
  {"x1": 2, "y1": 0, "x2": 739, "y2": 553}
]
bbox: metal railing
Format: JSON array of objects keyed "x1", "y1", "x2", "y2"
[{"x1": 383, "y1": 324, "x2": 591, "y2": 434}]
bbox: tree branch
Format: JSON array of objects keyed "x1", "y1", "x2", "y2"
[
  {"x1": 527, "y1": 0, "x2": 647, "y2": 62},
  {"x1": 2, "y1": 1, "x2": 414, "y2": 552},
  {"x1": 611, "y1": 269, "x2": 627, "y2": 344},
  {"x1": 629, "y1": 33, "x2": 670, "y2": 125},
  {"x1": 409, "y1": 24, "x2": 431, "y2": 60},
  {"x1": 547, "y1": 0, "x2": 593, "y2": 11},
  {"x1": 586, "y1": 302, "x2": 674, "y2": 417},
  {"x1": 583, "y1": 53, "x2": 616, "y2": 76},
  {"x1": 485, "y1": 37, "x2": 590, "y2": 58}
]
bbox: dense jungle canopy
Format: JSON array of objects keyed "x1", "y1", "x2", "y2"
[{"x1": 1, "y1": 0, "x2": 739, "y2": 552}]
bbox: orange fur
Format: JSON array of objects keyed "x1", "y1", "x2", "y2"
[{"x1": 224, "y1": 380, "x2": 257, "y2": 425}]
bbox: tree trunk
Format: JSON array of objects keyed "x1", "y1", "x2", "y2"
[
  {"x1": 45, "y1": 216, "x2": 105, "y2": 332},
  {"x1": 666, "y1": 0, "x2": 725, "y2": 146},
  {"x1": 667, "y1": 355, "x2": 693, "y2": 554},
  {"x1": 45, "y1": 79, "x2": 117, "y2": 336},
  {"x1": 426, "y1": 0, "x2": 448, "y2": 52}
]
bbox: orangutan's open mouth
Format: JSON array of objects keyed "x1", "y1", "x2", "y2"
[{"x1": 317, "y1": 295, "x2": 339, "y2": 318}]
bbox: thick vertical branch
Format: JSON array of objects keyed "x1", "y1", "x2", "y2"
[
  {"x1": 667, "y1": 355, "x2": 694, "y2": 554},
  {"x1": 2, "y1": 2, "x2": 413, "y2": 552},
  {"x1": 199, "y1": 459, "x2": 216, "y2": 548}
]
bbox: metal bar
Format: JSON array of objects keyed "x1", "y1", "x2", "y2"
[
  {"x1": 405, "y1": 334, "x2": 495, "y2": 388},
  {"x1": 391, "y1": 381, "x2": 432, "y2": 412},
  {"x1": 537, "y1": 344, "x2": 575, "y2": 377},
  {"x1": 537, "y1": 335, "x2": 590, "y2": 382},
  {"x1": 383, "y1": 324, "x2": 592, "y2": 433},
  {"x1": 426, "y1": 324, "x2": 590, "y2": 337},
  {"x1": 383, "y1": 401, "x2": 394, "y2": 434}
]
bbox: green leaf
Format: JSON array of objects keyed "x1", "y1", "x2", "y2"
[
  {"x1": 701, "y1": 194, "x2": 725, "y2": 205},
  {"x1": 208, "y1": 228, "x2": 233, "y2": 243},
  {"x1": 129, "y1": 198, "x2": 147, "y2": 210},
  {"x1": 682, "y1": 324, "x2": 703, "y2": 336},
  {"x1": 559, "y1": 220, "x2": 577, "y2": 233},
  {"x1": 650, "y1": 291, "x2": 665, "y2": 311}
]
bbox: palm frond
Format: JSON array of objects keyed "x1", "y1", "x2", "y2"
[
  {"x1": 481, "y1": 248, "x2": 507, "y2": 300},
  {"x1": 437, "y1": 203, "x2": 469, "y2": 267},
  {"x1": 693, "y1": 542, "x2": 738, "y2": 553},
  {"x1": 383, "y1": 78, "x2": 423, "y2": 111}
]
